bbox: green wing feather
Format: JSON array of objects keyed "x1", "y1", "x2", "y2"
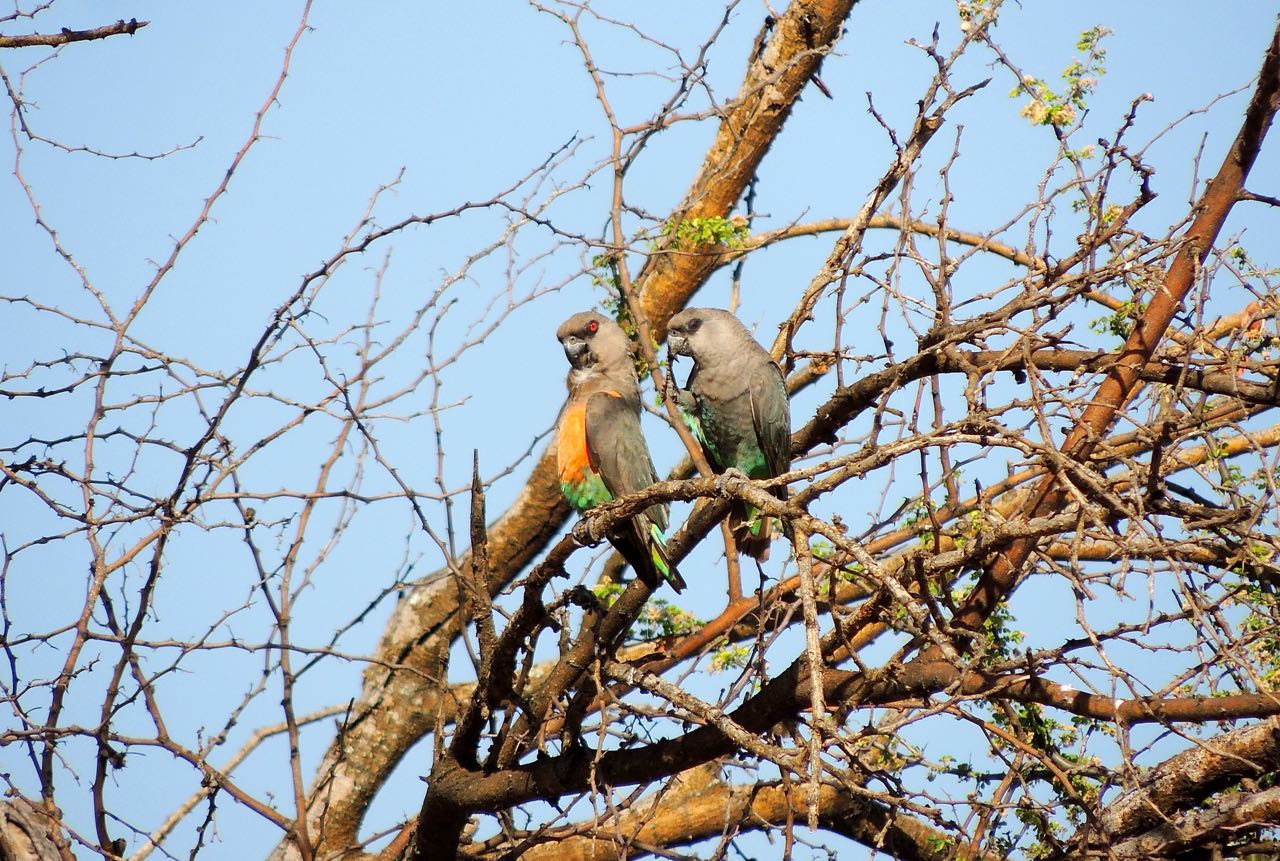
[
  {"x1": 585, "y1": 392, "x2": 684, "y2": 591},
  {"x1": 748, "y1": 360, "x2": 791, "y2": 481}
]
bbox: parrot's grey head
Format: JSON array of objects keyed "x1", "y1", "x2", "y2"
[
  {"x1": 556, "y1": 311, "x2": 633, "y2": 375},
  {"x1": 667, "y1": 307, "x2": 751, "y2": 365}
]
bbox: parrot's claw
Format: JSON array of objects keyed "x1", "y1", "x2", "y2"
[
  {"x1": 717, "y1": 467, "x2": 750, "y2": 494},
  {"x1": 571, "y1": 518, "x2": 604, "y2": 547}
]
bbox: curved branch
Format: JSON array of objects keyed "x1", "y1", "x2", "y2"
[{"x1": 716, "y1": 214, "x2": 1044, "y2": 272}]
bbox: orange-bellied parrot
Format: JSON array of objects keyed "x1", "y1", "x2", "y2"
[
  {"x1": 667, "y1": 307, "x2": 790, "y2": 561},
  {"x1": 555, "y1": 311, "x2": 685, "y2": 592}
]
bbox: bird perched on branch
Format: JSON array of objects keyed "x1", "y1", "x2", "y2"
[
  {"x1": 667, "y1": 307, "x2": 790, "y2": 561},
  {"x1": 555, "y1": 311, "x2": 685, "y2": 593}
]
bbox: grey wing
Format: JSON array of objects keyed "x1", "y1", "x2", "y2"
[
  {"x1": 585, "y1": 392, "x2": 668, "y2": 531},
  {"x1": 749, "y1": 360, "x2": 791, "y2": 479}
]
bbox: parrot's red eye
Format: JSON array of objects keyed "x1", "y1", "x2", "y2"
[{"x1": 588, "y1": 320, "x2": 599, "y2": 333}]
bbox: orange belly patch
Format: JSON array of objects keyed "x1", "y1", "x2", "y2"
[{"x1": 557, "y1": 402, "x2": 592, "y2": 485}]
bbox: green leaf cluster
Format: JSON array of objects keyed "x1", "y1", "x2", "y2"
[
  {"x1": 1088, "y1": 300, "x2": 1144, "y2": 340},
  {"x1": 661, "y1": 215, "x2": 749, "y2": 250},
  {"x1": 1013, "y1": 26, "x2": 1111, "y2": 128}
]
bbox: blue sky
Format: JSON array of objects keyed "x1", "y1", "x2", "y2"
[{"x1": 3, "y1": 2, "x2": 1279, "y2": 858}]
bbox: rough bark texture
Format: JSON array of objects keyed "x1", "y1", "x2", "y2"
[
  {"x1": 0, "y1": 798, "x2": 67, "y2": 861},
  {"x1": 1100, "y1": 718, "x2": 1280, "y2": 843},
  {"x1": 1111, "y1": 786, "x2": 1280, "y2": 860},
  {"x1": 515, "y1": 766, "x2": 958, "y2": 861}
]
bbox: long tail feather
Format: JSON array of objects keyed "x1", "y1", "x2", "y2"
[
  {"x1": 730, "y1": 502, "x2": 773, "y2": 562},
  {"x1": 648, "y1": 525, "x2": 686, "y2": 593},
  {"x1": 611, "y1": 518, "x2": 685, "y2": 593}
]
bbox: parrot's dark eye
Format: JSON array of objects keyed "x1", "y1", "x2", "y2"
[
  {"x1": 686, "y1": 317, "x2": 702, "y2": 334},
  {"x1": 587, "y1": 320, "x2": 599, "y2": 334}
]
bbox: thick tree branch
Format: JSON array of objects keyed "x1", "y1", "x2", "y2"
[
  {"x1": 1097, "y1": 717, "x2": 1280, "y2": 846},
  {"x1": 504, "y1": 769, "x2": 961, "y2": 861},
  {"x1": 635, "y1": 0, "x2": 860, "y2": 335}
]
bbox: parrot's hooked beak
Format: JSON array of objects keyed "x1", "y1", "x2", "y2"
[
  {"x1": 561, "y1": 336, "x2": 592, "y2": 369},
  {"x1": 666, "y1": 331, "x2": 688, "y2": 357}
]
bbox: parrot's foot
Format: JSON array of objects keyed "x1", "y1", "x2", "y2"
[
  {"x1": 716, "y1": 468, "x2": 751, "y2": 500},
  {"x1": 570, "y1": 518, "x2": 604, "y2": 547}
]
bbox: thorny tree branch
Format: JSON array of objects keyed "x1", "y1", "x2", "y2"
[
  {"x1": 0, "y1": 18, "x2": 145, "y2": 49},
  {"x1": 946, "y1": 15, "x2": 1280, "y2": 643}
]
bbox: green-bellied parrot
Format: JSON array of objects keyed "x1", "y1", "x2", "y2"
[
  {"x1": 667, "y1": 307, "x2": 790, "y2": 561},
  {"x1": 556, "y1": 311, "x2": 685, "y2": 592}
]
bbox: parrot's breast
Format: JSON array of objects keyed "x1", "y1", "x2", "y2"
[{"x1": 557, "y1": 400, "x2": 611, "y2": 511}]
